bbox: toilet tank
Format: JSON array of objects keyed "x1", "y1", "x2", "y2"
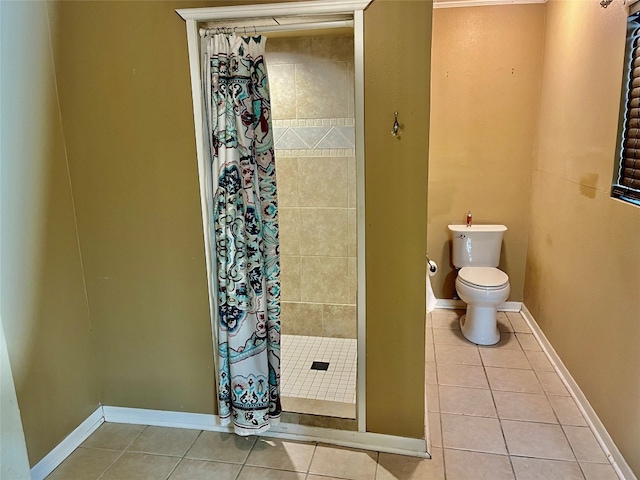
[{"x1": 448, "y1": 224, "x2": 507, "y2": 268}]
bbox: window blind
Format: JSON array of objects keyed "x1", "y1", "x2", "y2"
[{"x1": 613, "y1": 16, "x2": 640, "y2": 205}]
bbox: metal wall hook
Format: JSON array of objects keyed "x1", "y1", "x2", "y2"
[{"x1": 391, "y1": 111, "x2": 400, "y2": 137}]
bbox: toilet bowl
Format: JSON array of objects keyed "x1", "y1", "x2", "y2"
[{"x1": 455, "y1": 266, "x2": 510, "y2": 345}]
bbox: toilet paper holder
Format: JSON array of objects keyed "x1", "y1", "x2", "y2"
[{"x1": 425, "y1": 253, "x2": 438, "y2": 275}]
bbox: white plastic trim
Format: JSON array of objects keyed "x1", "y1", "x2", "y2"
[
  {"x1": 177, "y1": 0, "x2": 372, "y2": 21},
  {"x1": 353, "y1": 7, "x2": 367, "y2": 435},
  {"x1": 103, "y1": 406, "x2": 428, "y2": 458},
  {"x1": 434, "y1": 0, "x2": 546, "y2": 8},
  {"x1": 520, "y1": 305, "x2": 636, "y2": 480},
  {"x1": 30, "y1": 407, "x2": 104, "y2": 480}
]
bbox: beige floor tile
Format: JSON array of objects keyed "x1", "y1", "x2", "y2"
[
  {"x1": 434, "y1": 344, "x2": 481, "y2": 366},
  {"x1": 515, "y1": 333, "x2": 542, "y2": 351},
  {"x1": 245, "y1": 437, "x2": 315, "y2": 472},
  {"x1": 511, "y1": 457, "x2": 584, "y2": 480},
  {"x1": 502, "y1": 420, "x2": 575, "y2": 461},
  {"x1": 46, "y1": 447, "x2": 120, "y2": 480},
  {"x1": 524, "y1": 351, "x2": 555, "y2": 372},
  {"x1": 480, "y1": 331, "x2": 522, "y2": 350},
  {"x1": 426, "y1": 343, "x2": 436, "y2": 362},
  {"x1": 426, "y1": 384, "x2": 440, "y2": 412},
  {"x1": 563, "y1": 426, "x2": 609, "y2": 463},
  {"x1": 486, "y1": 367, "x2": 544, "y2": 394},
  {"x1": 186, "y1": 431, "x2": 256, "y2": 463},
  {"x1": 168, "y1": 458, "x2": 241, "y2": 480},
  {"x1": 580, "y1": 462, "x2": 618, "y2": 480},
  {"x1": 81, "y1": 423, "x2": 146, "y2": 451},
  {"x1": 479, "y1": 348, "x2": 531, "y2": 369},
  {"x1": 432, "y1": 327, "x2": 469, "y2": 346},
  {"x1": 548, "y1": 396, "x2": 588, "y2": 426},
  {"x1": 100, "y1": 452, "x2": 179, "y2": 480},
  {"x1": 536, "y1": 372, "x2": 570, "y2": 396},
  {"x1": 439, "y1": 385, "x2": 497, "y2": 417},
  {"x1": 428, "y1": 411, "x2": 442, "y2": 448},
  {"x1": 426, "y1": 361, "x2": 437, "y2": 385},
  {"x1": 309, "y1": 445, "x2": 378, "y2": 480},
  {"x1": 436, "y1": 363, "x2": 489, "y2": 389},
  {"x1": 307, "y1": 476, "x2": 349, "y2": 480},
  {"x1": 237, "y1": 465, "x2": 306, "y2": 480},
  {"x1": 506, "y1": 313, "x2": 531, "y2": 333},
  {"x1": 127, "y1": 426, "x2": 200, "y2": 456},
  {"x1": 444, "y1": 449, "x2": 514, "y2": 480},
  {"x1": 431, "y1": 309, "x2": 463, "y2": 329},
  {"x1": 376, "y1": 449, "x2": 445, "y2": 480},
  {"x1": 497, "y1": 313, "x2": 514, "y2": 332},
  {"x1": 426, "y1": 326, "x2": 434, "y2": 344},
  {"x1": 493, "y1": 391, "x2": 557, "y2": 423},
  {"x1": 441, "y1": 413, "x2": 507, "y2": 454},
  {"x1": 426, "y1": 312, "x2": 433, "y2": 328}
]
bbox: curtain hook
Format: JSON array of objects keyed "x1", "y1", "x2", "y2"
[{"x1": 253, "y1": 25, "x2": 257, "y2": 36}]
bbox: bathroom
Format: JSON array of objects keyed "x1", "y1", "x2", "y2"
[{"x1": 2, "y1": 0, "x2": 639, "y2": 479}]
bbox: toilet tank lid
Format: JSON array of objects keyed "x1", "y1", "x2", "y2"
[{"x1": 448, "y1": 224, "x2": 507, "y2": 233}]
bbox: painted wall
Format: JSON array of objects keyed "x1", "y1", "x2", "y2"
[
  {"x1": 364, "y1": 0, "x2": 431, "y2": 438},
  {"x1": 48, "y1": 0, "x2": 216, "y2": 414},
  {"x1": 1, "y1": 1, "x2": 431, "y2": 464},
  {"x1": 525, "y1": 0, "x2": 640, "y2": 474},
  {"x1": 268, "y1": 35, "x2": 358, "y2": 339},
  {"x1": 428, "y1": 4, "x2": 546, "y2": 301},
  {"x1": 0, "y1": 0, "x2": 101, "y2": 465}
]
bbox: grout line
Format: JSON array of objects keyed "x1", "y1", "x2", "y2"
[{"x1": 95, "y1": 426, "x2": 148, "y2": 480}]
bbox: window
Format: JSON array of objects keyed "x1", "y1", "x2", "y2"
[{"x1": 613, "y1": 5, "x2": 640, "y2": 206}]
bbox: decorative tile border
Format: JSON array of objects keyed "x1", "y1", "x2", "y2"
[
  {"x1": 273, "y1": 117, "x2": 355, "y2": 156},
  {"x1": 276, "y1": 148, "x2": 356, "y2": 157}
]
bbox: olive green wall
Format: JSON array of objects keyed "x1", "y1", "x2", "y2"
[
  {"x1": 48, "y1": 0, "x2": 216, "y2": 414},
  {"x1": 2, "y1": 0, "x2": 432, "y2": 464},
  {"x1": 428, "y1": 4, "x2": 546, "y2": 301},
  {"x1": 525, "y1": 0, "x2": 640, "y2": 474},
  {"x1": 364, "y1": 0, "x2": 431, "y2": 438},
  {"x1": 0, "y1": 0, "x2": 101, "y2": 465}
]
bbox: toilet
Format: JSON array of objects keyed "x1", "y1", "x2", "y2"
[{"x1": 448, "y1": 224, "x2": 510, "y2": 345}]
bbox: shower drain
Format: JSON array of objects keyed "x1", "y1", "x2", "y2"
[{"x1": 310, "y1": 361, "x2": 330, "y2": 371}]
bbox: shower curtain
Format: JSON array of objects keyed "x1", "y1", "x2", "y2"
[{"x1": 202, "y1": 33, "x2": 281, "y2": 435}]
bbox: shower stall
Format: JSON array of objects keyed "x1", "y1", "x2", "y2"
[{"x1": 265, "y1": 34, "x2": 358, "y2": 419}]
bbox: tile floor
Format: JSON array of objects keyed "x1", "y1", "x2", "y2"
[
  {"x1": 45, "y1": 309, "x2": 622, "y2": 480},
  {"x1": 281, "y1": 335, "x2": 357, "y2": 404},
  {"x1": 426, "y1": 309, "x2": 619, "y2": 480}
]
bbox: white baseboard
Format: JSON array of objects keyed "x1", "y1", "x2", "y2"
[
  {"x1": 435, "y1": 299, "x2": 522, "y2": 312},
  {"x1": 520, "y1": 305, "x2": 636, "y2": 480},
  {"x1": 102, "y1": 406, "x2": 221, "y2": 431},
  {"x1": 104, "y1": 406, "x2": 429, "y2": 458},
  {"x1": 30, "y1": 406, "x2": 104, "y2": 480}
]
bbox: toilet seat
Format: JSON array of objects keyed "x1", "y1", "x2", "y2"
[{"x1": 458, "y1": 267, "x2": 509, "y2": 290}]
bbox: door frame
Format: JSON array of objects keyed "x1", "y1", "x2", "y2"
[{"x1": 178, "y1": 0, "x2": 372, "y2": 436}]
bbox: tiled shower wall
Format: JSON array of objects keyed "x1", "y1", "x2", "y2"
[{"x1": 266, "y1": 35, "x2": 356, "y2": 339}]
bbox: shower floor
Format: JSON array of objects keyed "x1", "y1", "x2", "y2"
[{"x1": 281, "y1": 335, "x2": 357, "y2": 418}]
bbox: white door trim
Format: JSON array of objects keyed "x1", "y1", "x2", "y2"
[{"x1": 177, "y1": 0, "x2": 373, "y2": 436}]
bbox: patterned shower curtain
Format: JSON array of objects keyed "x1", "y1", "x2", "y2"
[{"x1": 202, "y1": 33, "x2": 281, "y2": 436}]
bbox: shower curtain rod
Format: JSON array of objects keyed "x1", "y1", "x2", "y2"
[{"x1": 199, "y1": 19, "x2": 354, "y2": 37}]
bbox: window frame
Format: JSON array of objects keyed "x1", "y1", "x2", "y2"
[{"x1": 613, "y1": 2, "x2": 640, "y2": 206}]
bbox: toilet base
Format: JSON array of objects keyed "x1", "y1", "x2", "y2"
[{"x1": 460, "y1": 305, "x2": 500, "y2": 346}]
